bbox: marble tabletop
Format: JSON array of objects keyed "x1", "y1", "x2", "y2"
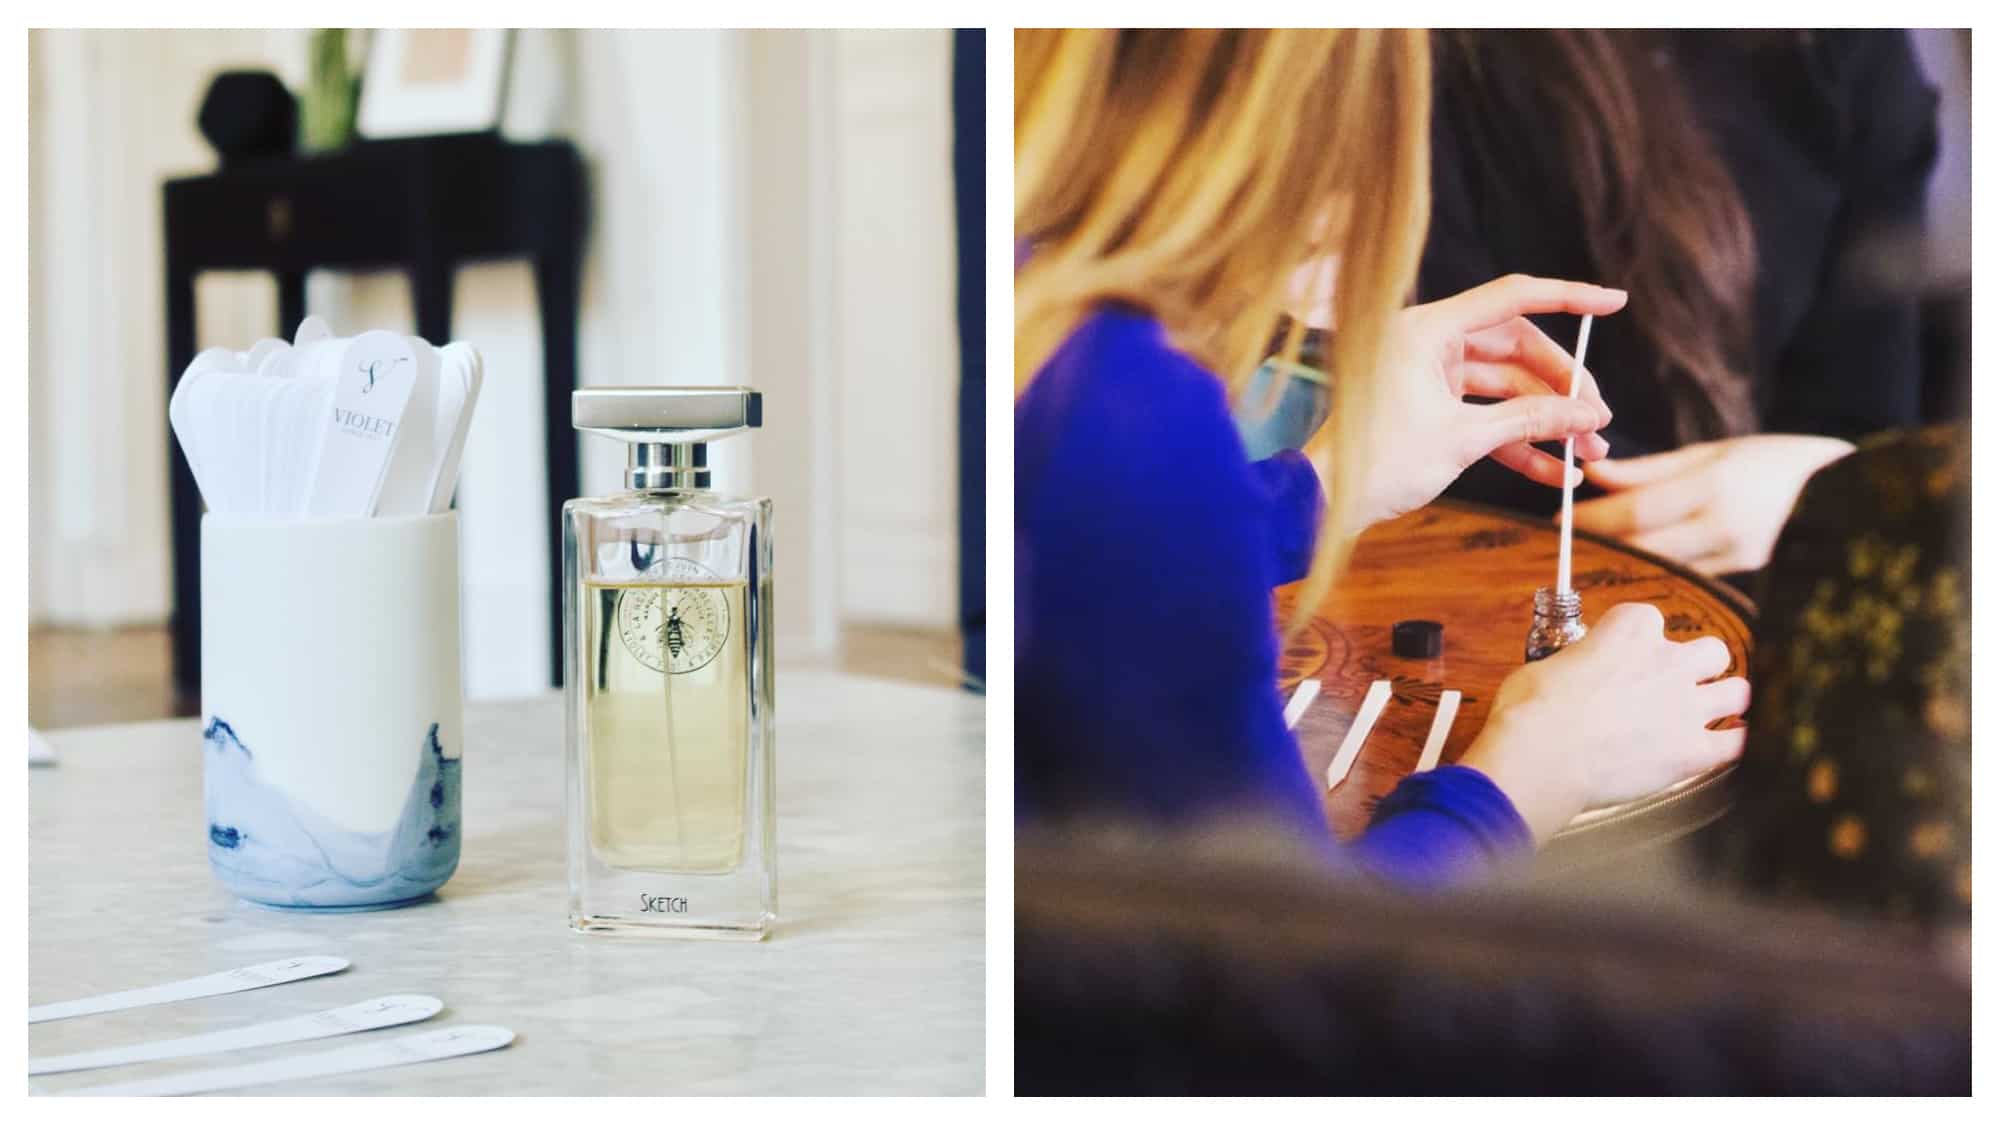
[{"x1": 29, "y1": 668, "x2": 986, "y2": 1095}]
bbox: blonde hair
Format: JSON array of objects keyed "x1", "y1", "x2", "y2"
[{"x1": 1015, "y1": 28, "x2": 1432, "y2": 623}]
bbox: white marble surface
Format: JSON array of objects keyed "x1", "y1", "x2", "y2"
[{"x1": 29, "y1": 669, "x2": 985, "y2": 1095}]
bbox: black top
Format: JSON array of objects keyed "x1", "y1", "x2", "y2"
[{"x1": 1422, "y1": 30, "x2": 1940, "y2": 517}]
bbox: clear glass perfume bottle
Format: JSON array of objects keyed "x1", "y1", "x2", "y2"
[
  {"x1": 563, "y1": 387, "x2": 775, "y2": 939},
  {"x1": 1524, "y1": 586, "x2": 1586, "y2": 663}
]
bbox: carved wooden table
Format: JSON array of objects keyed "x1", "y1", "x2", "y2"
[{"x1": 1277, "y1": 500, "x2": 1753, "y2": 865}]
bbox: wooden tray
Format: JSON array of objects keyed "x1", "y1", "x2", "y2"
[{"x1": 1276, "y1": 500, "x2": 1753, "y2": 864}]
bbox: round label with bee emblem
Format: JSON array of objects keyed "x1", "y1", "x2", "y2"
[{"x1": 616, "y1": 558, "x2": 730, "y2": 675}]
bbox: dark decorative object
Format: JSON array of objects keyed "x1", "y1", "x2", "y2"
[{"x1": 197, "y1": 71, "x2": 297, "y2": 166}]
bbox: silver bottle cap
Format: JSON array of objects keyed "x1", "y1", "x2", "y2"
[
  {"x1": 573, "y1": 386, "x2": 762, "y2": 444},
  {"x1": 572, "y1": 386, "x2": 762, "y2": 490}
]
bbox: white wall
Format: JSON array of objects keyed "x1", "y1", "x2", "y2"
[
  {"x1": 829, "y1": 31, "x2": 961, "y2": 628},
  {"x1": 28, "y1": 30, "x2": 297, "y2": 629},
  {"x1": 27, "y1": 28, "x2": 963, "y2": 697}
]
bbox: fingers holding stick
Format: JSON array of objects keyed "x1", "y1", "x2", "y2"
[{"x1": 1432, "y1": 273, "x2": 1628, "y2": 332}]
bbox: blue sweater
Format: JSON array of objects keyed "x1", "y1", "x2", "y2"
[{"x1": 1016, "y1": 307, "x2": 1532, "y2": 887}]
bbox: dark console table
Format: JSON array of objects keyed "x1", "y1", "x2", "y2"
[{"x1": 162, "y1": 133, "x2": 587, "y2": 696}]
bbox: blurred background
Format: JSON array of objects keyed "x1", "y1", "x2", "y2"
[{"x1": 27, "y1": 28, "x2": 986, "y2": 726}]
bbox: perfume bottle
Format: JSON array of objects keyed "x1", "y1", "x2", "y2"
[
  {"x1": 563, "y1": 387, "x2": 775, "y2": 939},
  {"x1": 1524, "y1": 586, "x2": 1587, "y2": 663}
]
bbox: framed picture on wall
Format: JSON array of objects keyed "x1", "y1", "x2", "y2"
[{"x1": 357, "y1": 29, "x2": 512, "y2": 138}]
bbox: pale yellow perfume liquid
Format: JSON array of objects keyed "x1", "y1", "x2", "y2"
[{"x1": 584, "y1": 579, "x2": 749, "y2": 874}]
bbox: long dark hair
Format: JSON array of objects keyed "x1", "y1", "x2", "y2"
[{"x1": 1436, "y1": 30, "x2": 1762, "y2": 441}]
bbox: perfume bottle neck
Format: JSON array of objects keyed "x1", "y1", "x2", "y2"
[
  {"x1": 628, "y1": 442, "x2": 710, "y2": 490},
  {"x1": 1531, "y1": 586, "x2": 1582, "y2": 623},
  {"x1": 1524, "y1": 584, "x2": 1587, "y2": 663}
]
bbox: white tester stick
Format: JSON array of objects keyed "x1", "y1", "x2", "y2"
[
  {"x1": 1414, "y1": 689, "x2": 1462, "y2": 773},
  {"x1": 1325, "y1": 680, "x2": 1392, "y2": 790},
  {"x1": 1282, "y1": 679, "x2": 1321, "y2": 730},
  {"x1": 1556, "y1": 314, "x2": 1595, "y2": 595},
  {"x1": 28, "y1": 956, "x2": 350, "y2": 1024},
  {"x1": 71, "y1": 1025, "x2": 516, "y2": 1096},
  {"x1": 30, "y1": 995, "x2": 443, "y2": 1075}
]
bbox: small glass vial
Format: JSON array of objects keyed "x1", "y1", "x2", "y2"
[
  {"x1": 563, "y1": 387, "x2": 775, "y2": 939},
  {"x1": 1524, "y1": 586, "x2": 1586, "y2": 662}
]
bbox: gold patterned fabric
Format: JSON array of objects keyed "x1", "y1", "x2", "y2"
[{"x1": 1697, "y1": 424, "x2": 1970, "y2": 926}]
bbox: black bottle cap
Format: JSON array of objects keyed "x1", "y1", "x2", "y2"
[{"x1": 1392, "y1": 620, "x2": 1443, "y2": 659}]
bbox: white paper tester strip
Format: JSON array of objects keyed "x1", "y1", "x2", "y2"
[
  {"x1": 1556, "y1": 313, "x2": 1596, "y2": 595},
  {"x1": 28, "y1": 956, "x2": 350, "y2": 1024},
  {"x1": 1414, "y1": 689, "x2": 1463, "y2": 773},
  {"x1": 1282, "y1": 679, "x2": 1321, "y2": 730},
  {"x1": 71, "y1": 1025, "x2": 517, "y2": 1096},
  {"x1": 29, "y1": 994, "x2": 441, "y2": 1076},
  {"x1": 303, "y1": 331, "x2": 418, "y2": 518},
  {"x1": 1325, "y1": 679, "x2": 1392, "y2": 789}
]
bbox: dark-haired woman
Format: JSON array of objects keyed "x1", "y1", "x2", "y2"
[{"x1": 1422, "y1": 30, "x2": 1940, "y2": 577}]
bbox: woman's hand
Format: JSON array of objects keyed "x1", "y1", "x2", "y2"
[
  {"x1": 1340, "y1": 275, "x2": 1626, "y2": 532},
  {"x1": 1458, "y1": 602, "x2": 1749, "y2": 842},
  {"x1": 1572, "y1": 435, "x2": 1856, "y2": 575}
]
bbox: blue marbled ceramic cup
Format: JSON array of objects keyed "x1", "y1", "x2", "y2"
[{"x1": 199, "y1": 513, "x2": 464, "y2": 910}]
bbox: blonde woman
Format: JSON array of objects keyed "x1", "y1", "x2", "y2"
[{"x1": 1016, "y1": 29, "x2": 1749, "y2": 882}]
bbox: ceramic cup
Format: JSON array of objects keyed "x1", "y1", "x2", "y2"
[{"x1": 200, "y1": 512, "x2": 463, "y2": 910}]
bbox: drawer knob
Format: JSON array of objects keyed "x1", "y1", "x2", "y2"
[{"x1": 266, "y1": 197, "x2": 293, "y2": 241}]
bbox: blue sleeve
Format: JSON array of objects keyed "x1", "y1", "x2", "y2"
[
  {"x1": 1016, "y1": 311, "x2": 1328, "y2": 832},
  {"x1": 1351, "y1": 766, "x2": 1534, "y2": 887},
  {"x1": 1016, "y1": 309, "x2": 1534, "y2": 885},
  {"x1": 1246, "y1": 449, "x2": 1322, "y2": 586}
]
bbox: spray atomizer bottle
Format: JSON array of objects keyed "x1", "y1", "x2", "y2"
[{"x1": 562, "y1": 387, "x2": 774, "y2": 939}]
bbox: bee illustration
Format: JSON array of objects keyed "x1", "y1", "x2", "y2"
[{"x1": 665, "y1": 606, "x2": 686, "y2": 661}]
